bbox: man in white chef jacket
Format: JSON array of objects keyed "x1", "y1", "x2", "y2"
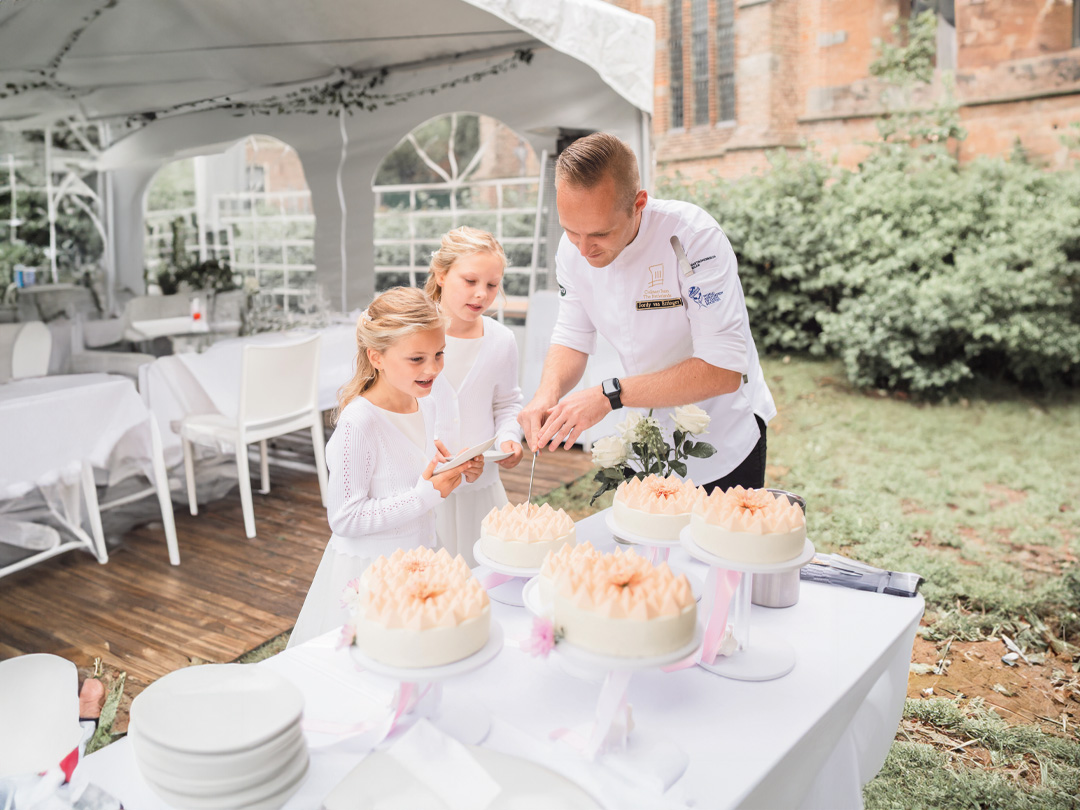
[{"x1": 518, "y1": 132, "x2": 776, "y2": 491}]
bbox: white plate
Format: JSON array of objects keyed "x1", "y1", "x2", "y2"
[
  {"x1": 483, "y1": 449, "x2": 513, "y2": 463},
  {"x1": 143, "y1": 744, "x2": 308, "y2": 810},
  {"x1": 131, "y1": 722, "x2": 303, "y2": 785},
  {"x1": 678, "y1": 527, "x2": 816, "y2": 574},
  {"x1": 349, "y1": 622, "x2": 504, "y2": 683},
  {"x1": 472, "y1": 539, "x2": 542, "y2": 577},
  {"x1": 324, "y1": 746, "x2": 602, "y2": 810},
  {"x1": 556, "y1": 623, "x2": 705, "y2": 672},
  {"x1": 434, "y1": 437, "x2": 497, "y2": 473},
  {"x1": 130, "y1": 664, "x2": 305, "y2": 755},
  {"x1": 604, "y1": 509, "x2": 684, "y2": 548}
]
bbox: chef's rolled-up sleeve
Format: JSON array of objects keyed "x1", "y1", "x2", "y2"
[
  {"x1": 679, "y1": 227, "x2": 749, "y2": 376},
  {"x1": 549, "y1": 254, "x2": 598, "y2": 356}
]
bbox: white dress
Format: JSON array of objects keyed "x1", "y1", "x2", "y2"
[
  {"x1": 288, "y1": 396, "x2": 441, "y2": 648},
  {"x1": 432, "y1": 317, "x2": 523, "y2": 566}
]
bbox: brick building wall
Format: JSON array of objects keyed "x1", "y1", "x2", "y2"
[{"x1": 606, "y1": 0, "x2": 1080, "y2": 182}]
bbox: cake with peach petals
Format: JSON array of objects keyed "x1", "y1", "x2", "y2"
[
  {"x1": 690, "y1": 486, "x2": 806, "y2": 564},
  {"x1": 479, "y1": 502, "x2": 576, "y2": 569},
  {"x1": 612, "y1": 474, "x2": 697, "y2": 540},
  {"x1": 553, "y1": 547, "x2": 696, "y2": 657},
  {"x1": 352, "y1": 547, "x2": 489, "y2": 667},
  {"x1": 537, "y1": 541, "x2": 603, "y2": 611}
]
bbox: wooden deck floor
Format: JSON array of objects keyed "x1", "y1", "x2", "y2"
[{"x1": 0, "y1": 446, "x2": 594, "y2": 730}]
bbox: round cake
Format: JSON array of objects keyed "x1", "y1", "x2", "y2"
[
  {"x1": 612, "y1": 474, "x2": 697, "y2": 541},
  {"x1": 479, "y1": 502, "x2": 576, "y2": 569},
  {"x1": 553, "y1": 547, "x2": 696, "y2": 658},
  {"x1": 352, "y1": 547, "x2": 490, "y2": 668},
  {"x1": 690, "y1": 486, "x2": 807, "y2": 564},
  {"x1": 537, "y1": 541, "x2": 602, "y2": 611}
]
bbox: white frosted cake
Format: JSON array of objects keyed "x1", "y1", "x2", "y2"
[
  {"x1": 352, "y1": 547, "x2": 490, "y2": 668},
  {"x1": 553, "y1": 547, "x2": 696, "y2": 658},
  {"x1": 612, "y1": 474, "x2": 697, "y2": 540},
  {"x1": 690, "y1": 486, "x2": 806, "y2": 564},
  {"x1": 479, "y1": 502, "x2": 576, "y2": 569},
  {"x1": 537, "y1": 541, "x2": 602, "y2": 611}
]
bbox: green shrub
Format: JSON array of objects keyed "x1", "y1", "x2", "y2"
[{"x1": 659, "y1": 144, "x2": 1080, "y2": 396}]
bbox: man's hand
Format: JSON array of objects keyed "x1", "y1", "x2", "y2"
[
  {"x1": 517, "y1": 393, "x2": 557, "y2": 452},
  {"x1": 535, "y1": 385, "x2": 610, "y2": 451}
]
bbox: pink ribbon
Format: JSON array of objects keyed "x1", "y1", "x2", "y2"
[
  {"x1": 701, "y1": 569, "x2": 742, "y2": 664},
  {"x1": 551, "y1": 669, "x2": 634, "y2": 760},
  {"x1": 480, "y1": 571, "x2": 516, "y2": 589}
]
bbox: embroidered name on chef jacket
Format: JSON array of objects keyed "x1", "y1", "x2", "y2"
[{"x1": 635, "y1": 263, "x2": 684, "y2": 311}]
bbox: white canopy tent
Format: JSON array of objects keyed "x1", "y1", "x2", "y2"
[{"x1": 0, "y1": 0, "x2": 654, "y2": 310}]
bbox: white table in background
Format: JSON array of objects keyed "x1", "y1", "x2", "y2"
[
  {"x1": 139, "y1": 325, "x2": 356, "y2": 466},
  {"x1": 80, "y1": 511, "x2": 922, "y2": 809},
  {"x1": 0, "y1": 373, "x2": 179, "y2": 576}
]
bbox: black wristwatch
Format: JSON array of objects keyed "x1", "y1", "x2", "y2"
[{"x1": 602, "y1": 377, "x2": 623, "y2": 410}]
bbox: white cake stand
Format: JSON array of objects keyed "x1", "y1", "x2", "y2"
[
  {"x1": 678, "y1": 527, "x2": 815, "y2": 682},
  {"x1": 547, "y1": 624, "x2": 703, "y2": 785},
  {"x1": 349, "y1": 623, "x2": 504, "y2": 743},
  {"x1": 602, "y1": 509, "x2": 687, "y2": 566},
  {"x1": 472, "y1": 540, "x2": 543, "y2": 607}
]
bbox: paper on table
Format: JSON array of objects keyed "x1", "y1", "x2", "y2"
[{"x1": 387, "y1": 719, "x2": 501, "y2": 810}]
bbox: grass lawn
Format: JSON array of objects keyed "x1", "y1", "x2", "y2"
[{"x1": 539, "y1": 356, "x2": 1080, "y2": 809}]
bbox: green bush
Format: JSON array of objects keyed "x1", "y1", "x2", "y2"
[{"x1": 659, "y1": 144, "x2": 1080, "y2": 396}]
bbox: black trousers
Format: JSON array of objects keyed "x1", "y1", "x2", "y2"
[{"x1": 701, "y1": 415, "x2": 767, "y2": 494}]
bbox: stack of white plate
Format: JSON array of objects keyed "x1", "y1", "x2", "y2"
[{"x1": 129, "y1": 664, "x2": 308, "y2": 809}]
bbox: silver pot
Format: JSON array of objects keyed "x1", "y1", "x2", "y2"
[{"x1": 750, "y1": 489, "x2": 806, "y2": 609}]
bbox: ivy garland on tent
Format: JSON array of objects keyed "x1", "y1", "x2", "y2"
[{"x1": 0, "y1": 0, "x2": 535, "y2": 129}]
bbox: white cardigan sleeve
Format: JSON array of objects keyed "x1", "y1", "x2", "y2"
[
  {"x1": 326, "y1": 416, "x2": 442, "y2": 538},
  {"x1": 491, "y1": 330, "x2": 523, "y2": 448}
]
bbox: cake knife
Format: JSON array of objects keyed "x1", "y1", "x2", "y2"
[{"x1": 526, "y1": 449, "x2": 538, "y2": 509}]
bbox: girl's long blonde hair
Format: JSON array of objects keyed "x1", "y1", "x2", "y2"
[
  {"x1": 424, "y1": 226, "x2": 506, "y2": 303},
  {"x1": 336, "y1": 286, "x2": 444, "y2": 418}
]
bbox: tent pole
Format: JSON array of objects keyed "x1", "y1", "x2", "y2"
[
  {"x1": 45, "y1": 124, "x2": 58, "y2": 283},
  {"x1": 528, "y1": 149, "x2": 548, "y2": 299}
]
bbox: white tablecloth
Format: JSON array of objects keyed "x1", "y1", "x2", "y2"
[
  {"x1": 0, "y1": 374, "x2": 154, "y2": 499},
  {"x1": 79, "y1": 512, "x2": 922, "y2": 809},
  {"x1": 139, "y1": 325, "x2": 356, "y2": 465}
]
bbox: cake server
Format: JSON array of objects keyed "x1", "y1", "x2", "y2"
[{"x1": 670, "y1": 235, "x2": 695, "y2": 277}]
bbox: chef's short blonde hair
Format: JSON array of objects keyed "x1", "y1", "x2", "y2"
[{"x1": 555, "y1": 132, "x2": 640, "y2": 214}]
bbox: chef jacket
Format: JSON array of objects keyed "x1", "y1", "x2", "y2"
[{"x1": 550, "y1": 196, "x2": 776, "y2": 483}]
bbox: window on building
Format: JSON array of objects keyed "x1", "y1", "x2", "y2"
[
  {"x1": 670, "y1": 0, "x2": 685, "y2": 129},
  {"x1": 716, "y1": 0, "x2": 736, "y2": 122},
  {"x1": 246, "y1": 165, "x2": 266, "y2": 192},
  {"x1": 691, "y1": 0, "x2": 710, "y2": 126}
]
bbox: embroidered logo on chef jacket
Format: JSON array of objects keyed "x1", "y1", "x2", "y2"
[
  {"x1": 687, "y1": 285, "x2": 724, "y2": 308},
  {"x1": 635, "y1": 264, "x2": 684, "y2": 310},
  {"x1": 559, "y1": 284, "x2": 567, "y2": 297}
]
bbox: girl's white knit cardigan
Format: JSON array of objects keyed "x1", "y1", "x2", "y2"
[
  {"x1": 325, "y1": 395, "x2": 442, "y2": 558},
  {"x1": 432, "y1": 316, "x2": 523, "y2": 490}
]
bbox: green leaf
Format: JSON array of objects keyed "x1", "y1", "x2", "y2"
[
  {"x1": 671, "y1": 460, "x2": 688, "y2": 476},
  {"x1": 687, "y1": 442, "x2": 716, "y2": 459},
  {"x1": 603, "y1": 467, "x2": 627, "y2": 481}
]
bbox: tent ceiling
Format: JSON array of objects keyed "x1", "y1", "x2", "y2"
[{"x1": 0, "y1": 0, "x2": 652, "y2": 131}]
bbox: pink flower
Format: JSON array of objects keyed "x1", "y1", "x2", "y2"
[
  {"x1": 340, "y1": 578, "x2": 362, "y2": 610},
  {"x1": 522, "y1": 617, "x2": 556, "y2": 658},
  {"x1": 335, "y1": 622, "x2": 356, "y2": 650}
]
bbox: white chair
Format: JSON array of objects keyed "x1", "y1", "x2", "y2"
[
  {"x1": 180, "y1": 334, "x2": 328, "y2": 538},
  {"x1": 0, "y1": 654, "x2": 82, "y2": 777},
  {"x1": 0, "y1": 321, "x2": 52, "y2": 382}
]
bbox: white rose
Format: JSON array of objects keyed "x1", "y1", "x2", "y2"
[
  {"x1": 673, "y1": 404, "x2": 711, "y2": 435},
  {"x1": 591, "y1": 434, "x2": 629, "y2": 469},
  {"x1": 615, "y1": 410, "x2": 644, "y2": 441}
]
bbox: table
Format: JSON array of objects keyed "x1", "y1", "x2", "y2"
[
  {"x1": 139, "y1": 325, "x2": 356, "y2": 466},
  {"x1": 79, "y1": 512, "x2": 922, "y2": 809},
  {"x1": 0, "y1": 373, "x2": 179, "y2": 576}
]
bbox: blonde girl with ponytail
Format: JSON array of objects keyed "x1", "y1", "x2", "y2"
[
  {"x1": 426, "y1": 227, "x2": 525, "y2": 566},
  {"x1": 289, "y1": 286, "x2": 484, "y2": 648}
]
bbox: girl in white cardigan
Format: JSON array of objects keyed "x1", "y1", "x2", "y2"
[
  {"x1": 289, "y1": 287, "x2": 483, "y2": 648},
  {"x1": 427, "y1": 227, "x2": 524, "y2": 565}
]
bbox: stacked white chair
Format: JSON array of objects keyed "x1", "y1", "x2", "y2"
[
  {"x1": 129, "y1": 664, "x2": 307, "y2": 809},
  {"x1": 181, "y1": 334, "x2": 328, "y2": 538}
]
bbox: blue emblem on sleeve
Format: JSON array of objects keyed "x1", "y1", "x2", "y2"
[{"x1": 687, "y1": 285, "x2": 723, "y2": 308}]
